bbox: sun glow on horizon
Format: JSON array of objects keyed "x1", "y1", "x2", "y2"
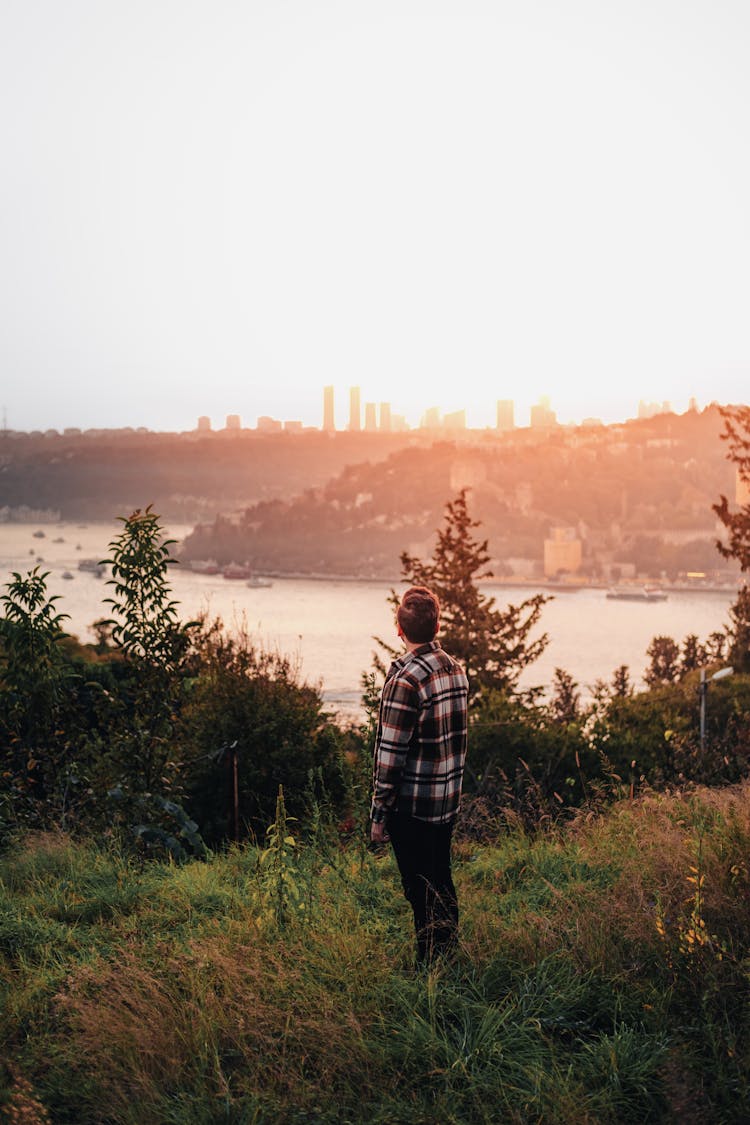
[{"x1": 1, "y1": 1, "x2": 749, "y2": 434}]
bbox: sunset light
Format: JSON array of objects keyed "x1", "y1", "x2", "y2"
[{"x1": 2, "y1": 1, "x2": 749, "y2": 432}]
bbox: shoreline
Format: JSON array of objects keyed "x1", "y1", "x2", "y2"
[{"x1": 220, "y1": 570, "x2": 740, "y2": 597}]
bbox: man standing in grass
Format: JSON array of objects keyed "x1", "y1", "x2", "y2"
[{"x1": 371, "y1": 586, "x2": 469, "y2": 965}]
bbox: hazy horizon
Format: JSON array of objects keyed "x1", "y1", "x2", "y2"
[{"x1": 2, "y1": 1, "x2": 749, "y2": 433}]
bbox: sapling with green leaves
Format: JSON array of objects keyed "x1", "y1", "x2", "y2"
[{"x1": 101, "y1": 507, "x2": 195, "y2": 797}]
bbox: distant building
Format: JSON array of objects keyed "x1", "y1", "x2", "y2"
[
  {"x1": 496, "y1": 400, "x2": 514, "y2": 432},
  {"x1": 379, "y1": 402, "x2": 392, "y2": 432},
  {"x1": 638, "y1": 399, "x2": 672, "y2": 420},
  {"x1": 443, "y1": 410, "x2": 466, "y2": 431},
  {"x1": 688, "y1": 396, "x2": 699, "y2": 412},
  {"x1": 197, "y1": 416, "x2": 211, "y2": 433},
  {"x1": 323, "y1": 385, "x2": 335, "y2": 432},
  {"x1": 257, "y1": 416, "x2": 282, "y2": 433},
  {"x1": 225, "y1": 414, "x2": 241, "y2": 431},
  {"x1": 421, "y1": 406, "x2": 441, "y2": 430},
  {"x1": 63, "y1": 427, "x2": 81, "y2": 436},
  {"x1": 349, "y1": 386, "x2": 361, "y2": 432},
  {"x1": 544, "y1": 526, "x2": 582, "y2": 577},
  {"x1": 364, "y1": 402, "x2": 378, "y2": 432},
  {"x1": 391, "y1": 413, "x2": 409, "y2": 432},
  {"x1": 530, "y1": 398, "x2": 557, "y2": 429},
  {"x1": 284, "y1": 420, "x2": 303, "y2": 433}
]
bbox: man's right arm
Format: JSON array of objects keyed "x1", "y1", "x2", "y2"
[{"x1": 370, "y1": 673, "x2": 419, "y2": 824}]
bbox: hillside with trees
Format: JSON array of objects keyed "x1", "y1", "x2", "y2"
[
  {"x1": 0, "y1": 428, "x2": 428, "y2": 523},
  {"x1": 181, "y1": 406, "x2": 737, "y2": 580}
]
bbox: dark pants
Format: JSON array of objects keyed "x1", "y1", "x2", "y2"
[{"x1": 386, "y1": 810, "x2": 458, "y2": 964}]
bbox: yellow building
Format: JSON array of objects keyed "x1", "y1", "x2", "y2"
[{"x1": 544, "y1": 526, "x2": 582, "y2": 577}]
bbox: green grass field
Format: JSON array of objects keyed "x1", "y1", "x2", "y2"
[{"x1": 2, "y1": 783, "x2": 749, "y2": 1124}]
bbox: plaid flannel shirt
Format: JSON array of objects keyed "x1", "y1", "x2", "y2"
[{"x1": 371, "y1": 640, "x2": 469, "y2": 825}]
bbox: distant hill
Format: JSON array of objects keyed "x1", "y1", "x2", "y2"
[
  {"x1": 0, "y1": 429, "x2": 431, "y2": 522},
  {"x1": 180, "y1": 407, "x2": 737, "y2": 580}
]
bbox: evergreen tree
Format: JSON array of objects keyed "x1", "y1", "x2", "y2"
[
  {"x1": 611, "y1": 664, "x2": 632, "y2": 697},
  {"x1": 712, "y1": 403, "x2": 750, "y2": 673},
  {"x1": 680, "y1": 633, "x2": 706, "y2": 676},
  {"x1": 550, "y1": 668, "x2": 580, "y2": 724},
  {"x1": 377, "y1": 490, "x2": 549, "y2": 702},
  {"x1": 644, "y1": 635, "x2": 681, "y2": 687},
  {"x1": 727, "y1": 586, "x2": 750, "y2": 673},
  {"x1": 713, "y1": 404, "x2": 750, "y2": 571}
]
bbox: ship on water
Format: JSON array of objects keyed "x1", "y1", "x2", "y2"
[{"x1": 606, "y1": 586, "x2": 668, "y2": 602}]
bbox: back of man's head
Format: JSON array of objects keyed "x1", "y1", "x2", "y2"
[{"x1": 397, "y1": 586, "x2": 440, "y2": 644}]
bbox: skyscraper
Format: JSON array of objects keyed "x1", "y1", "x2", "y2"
[
  {"x1": 323, "y1": 385, "x2": 335, "y2": 432},
  {"x1": 364, "y1": 402, "x2": 377, "y2": 431},
  {"x1": 349, "y1": 386, "x2": 361, "y2": 432},
  {"x1": 496, "y1": 400, "x2": 514, "y2": 432},
  {"x1": 530, "y1": 398, "x2": 557, "y2": 429},
  {"x1": 379, "y1": 402, "x2": 392, "y2": 432}
]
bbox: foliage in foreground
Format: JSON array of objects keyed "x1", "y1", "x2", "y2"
[{"x1": 2, "y1": 783, "x2": 749, "y2": 1124}]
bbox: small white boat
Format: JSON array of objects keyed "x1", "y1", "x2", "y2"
[
  {"x1": 246, "y1": 576, "x2": 273, "y2": 588},
  {"x1": 606, "y1": 586, "x2": 668, "y2": 602}
]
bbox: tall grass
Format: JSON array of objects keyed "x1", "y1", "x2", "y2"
[{"x1": 2, "y1": 783, "x2": 750, "y2": 1123}]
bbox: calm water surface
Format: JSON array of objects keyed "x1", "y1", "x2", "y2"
[{"x1": 1, "y1": 522, "x2": 737, "y2": 719}]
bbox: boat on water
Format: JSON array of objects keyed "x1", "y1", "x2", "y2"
[
  {"x1": 246, "y1": 576, "x2": 273, "y2": 588},
  {"x1": 78, "y1": 558, "x2": 106, "y2": 577},
  {"x1": 606, "y1": 586, "x2": 668, "y2": 602},
  {"x1": 222, "y1": 563, "x2": 251, "y2": 580},
  {"x1": 61, "y1": 571, "x2": 74, "y2": 580},
  {"x1": 32, "y1": 530, "x2": 45, "y2": 539},
  {"x1": 188, "y1": 559, "x2": 220, "y2": 575}
]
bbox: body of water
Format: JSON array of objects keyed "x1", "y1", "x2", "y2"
[{"x1": 0, "y1": 521, "x2": 738, "y2": 719}]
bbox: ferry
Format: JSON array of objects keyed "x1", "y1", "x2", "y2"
[
  {"x1": 222, "y1": 563, "x2": 251, "y2": 580},
  {"x1": 606, "y1": 586, "x2": 668, "y2": 602}
]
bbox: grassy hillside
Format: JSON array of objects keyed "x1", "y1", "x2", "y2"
[{"x1": 2, "y1": 784, "x2": 749, "y2": 1124}]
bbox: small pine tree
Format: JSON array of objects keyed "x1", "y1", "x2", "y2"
[
  {"x1": 713, "y1": 404, "x2": 750, "y2": 572},
  {"x1": 680, "y1": 633, "x2": 706, "y2": 676},
  {"x1": 644, "y1": 635, "x2": 681, "y2": 687},
  {"x1": 712, "y1": 404, "x2": 750, "y2": 674},
  {"x1": 550, "y1": 668, "x2": 580, "y2": 725},
  {"x1": 727, "y1": 586, "x2": 750, "y2": 673},
  {"x1": 377, "y1": 490, "x2": 549, "y2": 702},
  {"x1": 611, "y1": 664, "x2": 632, "y2": 697}
]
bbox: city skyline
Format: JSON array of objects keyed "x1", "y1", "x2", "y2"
[
  {"x1": 2, "y1": 387, "x2": 708, "y2": 437},
  {"x1": 2, "y1": 3, "x2": 749, "y2": 434}
]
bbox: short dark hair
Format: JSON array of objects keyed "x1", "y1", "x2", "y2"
[{"x1": 397, "y1": 586, "x2": 440, "y2": 643}]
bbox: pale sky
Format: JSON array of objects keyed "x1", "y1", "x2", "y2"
[{"x1": 1, "y1": 0, "x2": 749, "y2": 433}]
